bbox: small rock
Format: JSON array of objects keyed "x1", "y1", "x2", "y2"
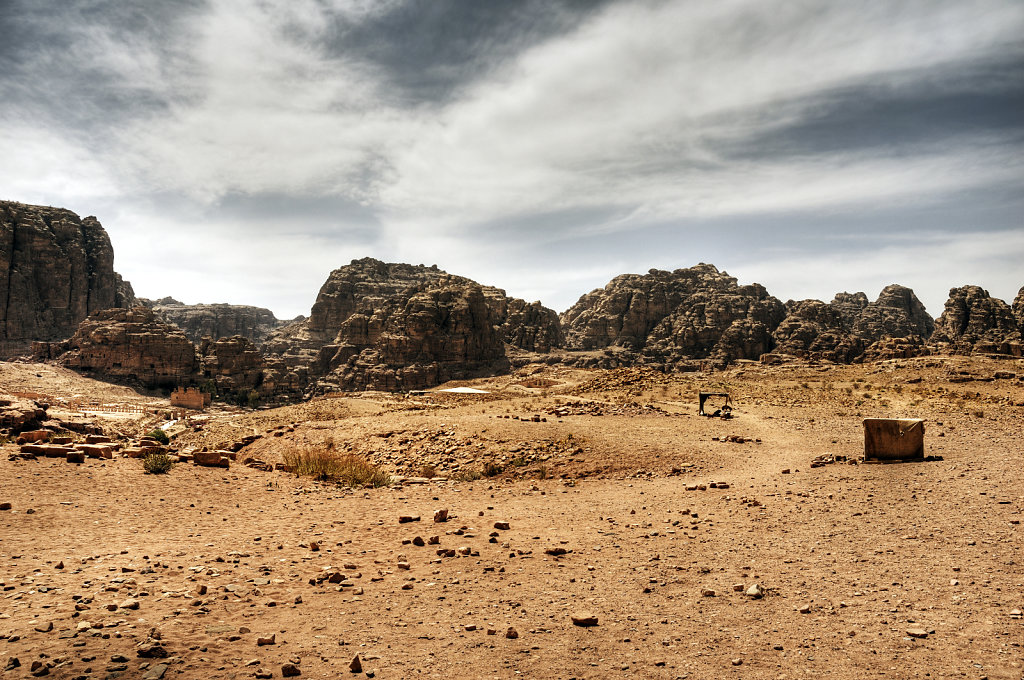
[
  {"x1": 412, "y1": 536, "x2": 425, "y2": 546},
  {"x1": 798, "y1": 604, "x2": 811, "y2": 614},
  {"x1": 905, "y1": 627, "x2": 928, "y2": 638},
  {"x1": 505, "y1": 627, "x2": 519, "y2": 639},
  {"x1": 745, "y1": 584, "x2": 765, "y2": 599},
  {"x1": 349, "y1": 655, "x2": 362, "y2": 673},
  {"x1": 571, "y1": 612, "x2": 598, "y2": 627},
  {"x1": 0, "y1": 503, "x2": 11, "y2": 510},
  {"x1": 731, "y1": 658, "x2": 743, "y2": 666},
  {"x1": 257, "y1": 634, "x2": 276, "y2": 646},
  {"x1": 399, "y1": 515, "x2": 420, "y2": 524},
  {"x1": 34, "y1": 622, "x2": 53, "y2": 633},
  {"x1": 281, "y1": 663, "x2": 302, "y2": 677},
  {"x1": 700, "y1": 588, "x2": 716, "y2": 597},
  {"x1": 493, "y1": 521, "x2": 510, "y2": 530},
  {"x1": 142, "y1": 663, "x2": 169, "y2": 680},
  {"x1": 433, "y1": 509, "x2": 448, "y2": 523}
]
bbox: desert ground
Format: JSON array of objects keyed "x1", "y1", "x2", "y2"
[{"x1": 0, "y1": 357, "x2": 1021, "y2": 680}]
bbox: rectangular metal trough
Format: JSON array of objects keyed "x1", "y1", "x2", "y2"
[{"x1": 862, "y1": 418, "x2": 925, "y2": 462}]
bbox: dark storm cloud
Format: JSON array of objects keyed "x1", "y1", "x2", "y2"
[
  {"x1": 713, "y1": 55, "x2": 1024, "y2": 162},
  {"x1": 321, "y1": 0, "x2": 617, "y2": 104}
]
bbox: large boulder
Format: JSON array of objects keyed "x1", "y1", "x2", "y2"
[
  {"x1": 46, "y1": 307, "x2": 198, "y2": 389},
  {"x1": 0, "y1": 201, "x2": 135, "y2": 356}
]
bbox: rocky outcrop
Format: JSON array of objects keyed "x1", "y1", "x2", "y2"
[
  {"x1": 42, "y1": 307, "x2": 198, "y2": 389},
  {"x1": 264, "y1": 258, "x2": 562, "y2": 393},
  {"x1": 1013, "y1": 286, "x2": 1024, "y2": 329},
  {"x1": 560, "y1": 264, "x2": 786, "y2": 365},
  {"x1": 771, "y1": 299, "x2": 865, "y2": 363},
  {"x1": 929, "y1": 285, "x2": 1021, "y2": 356},
  {"x1": 142, "y1": 299, "x2": 285, "y2": 344},
  {"x1": 0, "y1": 201, "x2": 135, "y2": 356},
  {"x1": 931, "y1": 286, "x2": 1019, "y2": 345},
  {"x1": 199, "y1": 336, "x2": 266, "y2": 401},
  {"x1": 851, "y1": 284, "x2": 934, "y2": 342},
  {"x1": 486, "y1": 293, "x2": 563, "y2": 353},
  {"x1": 771, "y1": 285, "x2": 933, "y2": 362}
]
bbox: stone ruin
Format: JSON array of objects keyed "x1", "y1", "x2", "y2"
[{"x1": 170, "y1": 387, "x2": 211, "y2": 411}]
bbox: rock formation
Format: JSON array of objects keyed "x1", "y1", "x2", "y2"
[
  {"x1": 850, "y1": 284, "x2": 934, "y2": 342},
  {"x1": 264, "y1": 258, "x2": 562, "y2": 393},
  {"x1": 141, "y1": 298, "x2": 286, "y2": 344},
  {"x1": 0, "y1": 201, "x2": 135, "y2": 356},
  {"x1": 771, "y1": 299, "x2": 865, "y2": 363},
  {"x1": 41, "y1": 307, "x2": 198, "y2": 389},
  {"x1": 199, "y1": 335, "x2": 266, "y2": 401},
  {"x1": 560, "y1": 264, "x2": 786, "y2": 366},
  {"x1": 1013, "y1": 286, "x2": 1024, "y2": 329},
  {"x1": 930, "y1": 285, "x2": 1021, "y2": 356}
]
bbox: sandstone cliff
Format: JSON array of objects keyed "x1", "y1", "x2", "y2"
[
  {"x1": 199, "y1": 335, "x2": 268, "y2": 402},
  {"x1": 43, "y1": 307, "x2": 198, "y2": 389},
  {"x1": 1013, "y1": 286, "x2": 1024, "y2": 329},
  {"x1": 560, "y1": 264, "x2": 786, "y2": 366},
  {"x1": 771, "y1": 285, "x2": 934, "y2": 362},
  {"x1": 142, "y1": 298, "x2": 285, "y2": 344},
  {"x1": 0, "y1": 201, "x2": 135, "y2": 356},
  {"x1": 264, "y1": 258, "x2": 563, "y2": 392},
  {"x1": 930, "y1": 285, "x2": 1021, "y2": 356}
]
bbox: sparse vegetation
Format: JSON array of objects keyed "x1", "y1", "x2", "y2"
[
  {"x1": 142, "y1": 452, "x2": 174, "y2": 474},
  {"x1": 418, "y1": 463, "x2": 438, "y2": 478},
  {"x1": 146, "y1": 428, "x2": 170, "y2": 445},
  {"x1": 282, "y1": 447, "x2": 391, "y2": 487}
]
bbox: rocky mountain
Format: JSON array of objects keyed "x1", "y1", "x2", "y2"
[
  {"x1": 140, "y1": 297, "x2": 286, "y2": 344},
  {"x1": 560, "y1": 264, "x2": 786, "y2": 367},
  {"x1": 264, "y1": 258, "x2": 563, "y2": 392},
  {"x1": 199, "y1": 335, "x2": 268, "y2": 402},
  {"x1": 1013, "y1": 286, "x2": 1024, "y2": 329},
  {"x1": 771, "y1": 285, "x2": 935, "y2": 362},
  {"x1": 929, "y1": 285, "x2": 1021, "y2": 356},
  {"x1": 38, "y1": 307, "x2": 198, "y2": 389},
  {"x1": 0, "y1": 201, "x2": 135, "y2": 356}
]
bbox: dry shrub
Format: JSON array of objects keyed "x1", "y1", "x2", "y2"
[
  {"x1": 142, "y1": 452, "x2": 174, "y2": 474},
  {"x1": 283, "y1": 447, "x2": 391, "y2": 487},
  {"x1": 418, "y1": 464, "x2": 438, "y2": 479}
]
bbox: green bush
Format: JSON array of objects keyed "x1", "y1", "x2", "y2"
[
  {"x1": 146, "y1": 429, "x2": 170, "y2": 445},
  {"x1": 143, "y1": 452, "x2": 174, "y2": 474}
]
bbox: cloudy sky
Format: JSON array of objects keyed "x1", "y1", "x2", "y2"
[{"x1": 1, "y1": 0, "x2": 1022, "y2": 319}]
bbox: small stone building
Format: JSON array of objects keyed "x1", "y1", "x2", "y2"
[{"x1": 170, "y1": 387, "x2": 211, "y2": 410}]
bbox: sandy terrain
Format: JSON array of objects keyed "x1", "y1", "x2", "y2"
[{"x1": 1, "y1": 357, "x2": 1022, "y2": 679}]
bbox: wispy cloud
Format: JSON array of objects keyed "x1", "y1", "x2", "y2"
[{"x1": 0, "y1": 0, "x2": 1021, "y2": 318}]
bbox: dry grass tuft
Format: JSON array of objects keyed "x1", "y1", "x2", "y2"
[{"x1": 282, "y1": 447, "x2": 391, "y2": 487}]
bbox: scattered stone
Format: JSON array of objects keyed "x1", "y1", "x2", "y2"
[
  {"x1": 905, "y1": 627, "x2": 928, "y2": 638},
  {"x1": 399, "y1": 515, "x2": 421, "y2": 524},
  {"x1": 281, "y1": 663, "x2": 302, "y2": 677},
  {"x1": 745, "y1": 584, "x2": 765, "y2": 599},
  {"x1": 505, "y1": 627, "x2": 519, "y2": 639},
  {"x1": 701, "y1": 589, "x2": 716, "y2": 598},
  {"x1": 433, "y1": 509, "x2": 449, "y2": 523},
  {"x1": 33, "y1": 621, "x2": 53, "y2": 633},
  {"x1": 798, "y1": 604, "x2": 811, "y2": 614},
  {"x1": 571, "y1": 612, "x2": 599, "y2": 627},
  {"x1": 493, "y1": 521, "x2": 510, "y2": 530},
  {"x1": 349, "y1": 655, "x2": 363, "y2": 673},
  {"x1": 257, "y1": 634, "x2": 276, "y2": 646},
  {"x1": 142, "y1": 663, "x2": 169, "y2": 680}
]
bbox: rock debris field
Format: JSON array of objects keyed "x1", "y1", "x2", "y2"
[{"x1": 0, "y1": 357, "x2": 1021, "y2": 680}]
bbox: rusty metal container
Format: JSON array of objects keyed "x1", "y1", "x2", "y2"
[{"x1": 862, "y1": 418, "x2": 925, "y2": 462}]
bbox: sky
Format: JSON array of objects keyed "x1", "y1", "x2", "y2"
[{"x1": 1, "y1": 0, "x2": 1022, "y2": 320}]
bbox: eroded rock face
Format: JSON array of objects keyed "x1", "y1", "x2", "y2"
[
  {"x1": 851, "y1": 284, "x2": 934, "y2": 342},
  {"x1": 771, "y1": 285, "x2": 934, "y2": 362},
  {"x1": 0, "y1": 201, "x2": 135, "y2": 356},
  {"x1": 47, "y1": 307, "x2": 198, "y2": 389},
  {"x1": 771, "y1": 299, "x2": 865, "y2": 363},
  {"x1": 560, "y1": 264, "x2": 786, "y2": 364},
  {"x1": 931, "y1": 286, "x2": 1019, "y2": 346},
  {"x1": 199, "y1": 336, "x2": 266, "y2": 400},
  {"x1": 1013, "y1": 286, "x2": 1024, "y2": 329},
  {"x1": 265, "y1": 258, "x2": 562, "y2": 392},
  {"x1": 143, "y1": 300, "x2": 285, "y2": 344}
]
